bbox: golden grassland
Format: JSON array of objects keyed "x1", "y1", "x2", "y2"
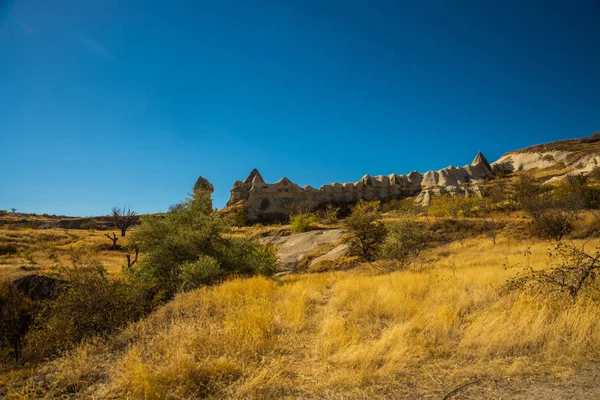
[
  {"x1": 6, "y1": 233, "x2": 600, "y2": 398},
  {"x1": 0, "y1": 227, "x2": 130, "y2": 280}
]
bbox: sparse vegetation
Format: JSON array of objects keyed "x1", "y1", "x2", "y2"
[{"x1": 506, "y1": 241, "x2": 600, "y2": 301}]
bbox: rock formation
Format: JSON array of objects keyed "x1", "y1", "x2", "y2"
[
  {"x1": 226, "y1": 152, "x2": 494, "y2": 222},
  {"x1": 193, "y1": 176, "x2": 214, "y2": 195}
]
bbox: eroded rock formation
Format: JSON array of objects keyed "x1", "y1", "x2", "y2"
[{"x1": 226, "y1": 152, "x2": 494, "y2": 222}]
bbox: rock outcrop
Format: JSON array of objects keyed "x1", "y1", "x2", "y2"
[
  {"x1": 193, "y1": 176, "x2": 214, "y2": 195},
  {"x1": 492, "y1": 149, "x2": 600, "y2": 184},
  {"x1": 227, "y1": 152, "x2": 494, "y2": 222},
  {"x1": 259, "y1": 229, "x2": 347, "y2": 271}
]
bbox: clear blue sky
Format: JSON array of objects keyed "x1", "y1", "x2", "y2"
[{"x1": 1, "y1": 0, "x2": 599, "y2": 216}]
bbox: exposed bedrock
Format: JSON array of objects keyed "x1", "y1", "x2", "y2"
[{"x1": 222, "y1": 152, "x2": 494, "y2": 222}]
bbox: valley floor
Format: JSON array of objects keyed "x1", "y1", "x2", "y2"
[{"x1": 4, "y1": 236, "x2": 600, "y2": 399}]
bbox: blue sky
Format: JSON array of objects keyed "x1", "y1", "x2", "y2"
[{"x1": 1, "y1": 0, "x2": 599, "y2": 215}]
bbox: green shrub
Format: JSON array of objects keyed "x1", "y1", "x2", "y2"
[
  {"x1": 379, "y1": 218, "x2": 429, "y2": 269},
  {"x1": 181, "y1": 255, "x2": 222, "y2": 291},
  {"x1": 380, "y1": 198, "x2": 415, "y2": 214},
  {"x1": 24, "y1": 260, "x2": 160, "y2": 361},
  {"x1": 345, "y1": 200, "x2": 387, "y2": 261},
  {"x1": 321, "y1": 204, "x2": 340, "y2": 225},
  {"x1": 514, "y1": 174, "x2": 575, "y2": 240},
  {"x1": 79, "y1": 220, "x2": 99, "y2": 230},
  {"x1": 290, "y1": 212, "x2": 318, "y2": 234},
  {"x1": 130, "y1": 194, "x2": 277, "y2": 297}
]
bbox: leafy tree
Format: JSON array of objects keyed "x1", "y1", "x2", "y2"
[
  {"x1": 345, "y1": 200, "x2": 387, "y2": 261},
  {"x1": 129, "y1": 193, "x2": 277, "y2": 297},
  {"x1": 379, "y1": 218, "x2": 429, "y2": 269}
]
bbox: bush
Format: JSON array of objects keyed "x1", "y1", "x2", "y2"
[
  {"x1": 380, "y1": 198, "x2": 415, "y2": 214},
  {"x1": 345, "y1": 200, "x2": 387, "y2": 261},
  {"x1": 79, "y1": 219, "x2": 99, "y2": 230},
  {"x1": 320, "y1": 204, "x2": 340, "y2": 225},
  {"x1": 514, "y1": 175, "x2": 574, "y2": 240},
  {"x1": 506, "y1": 242, "x2": 600, "y2": 301},
  {"x1": 180, "y1": 255, "x2": 222, "y2": 291},
  {"x1": 0, "y1": 281, "x2": 33, "y2": 362},
  {"x1": 130, "y1": 194, "x2": 277, "y2": 298},
  {"x1": 379, "y1": 218, "x2": 429, "y2": 269},
  {"x1": 290, "y1": 212, "x2": 318, "y2": 234},
  {"x1": 428, "y1": 195, "x2": 485, "y2": 219},
  {"x1": 24, "y1": 260, "x2": 160, "y2": 361}
]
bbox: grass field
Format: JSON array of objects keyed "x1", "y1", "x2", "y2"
[
  {"x1": 5, "y1": 232, "x2": 600, "y2": 399},
  {"x1": 0, "y1": 227, "x2": 130, "y2": 280}
]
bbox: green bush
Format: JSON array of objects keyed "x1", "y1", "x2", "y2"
[
  {"x1": 181, "y1": 255, "x2": 222, "y2": 291},
  {"x1": 379, "y1": 218, "x2": 429, "y2": 269},
  {"x1": 79, "y1": 219, "x2": 99, "y2": 230},
  {"x1": 129, "y1": 193, "x2": 277, "y2": 297},
  {"x1": 290, "y1": 212, "x2": 318, "y2": 234},
  {"x1": 321, "y1": 204, "x2": 340, "y2": 225},
  {"x1": 380, "y1": 198, "x2": 415, "y2": 214},
  {"x1": 345, "y1": 200, "x2": 387, "y2": 261},
  {"x1": 24, "y1": 261, "x2": 160, "y2": 361},
  {"x1": 514, "y1": 174, "x2": 575, "y2": 240}
]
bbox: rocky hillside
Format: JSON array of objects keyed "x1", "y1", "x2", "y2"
[{"x1": 492, "y1": 133, "x2": 600, "y2": 182}]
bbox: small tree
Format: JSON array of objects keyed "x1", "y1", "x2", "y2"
[
  {"x1": 112, "y1": 206, "x2": 139, "y2": 237},
  {"x1": 104, "y1": 232, "x2": 119, "y2": 249},
  {"x1": 321, "y1": 204, "x2": 341, "y2": 225},
  {"x1": 345, "y1": 200, "x2": 387, "y2": 261},
  {"x1": 10, "y1": 208, "x2": 17, "y2": 213},
  {"x1": 379, "y1": 218, "x2": 429, "y2": 269}
]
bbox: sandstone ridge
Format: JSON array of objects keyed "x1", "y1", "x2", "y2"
[{"x1": 226, "y1": 152, "x2": 494, "y2": 222}]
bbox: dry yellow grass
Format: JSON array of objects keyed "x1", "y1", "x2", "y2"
[
  {"x1": 11, "y1": 236, "x2": 600, "y2": 399},
  {"x1": 0, "y1": 227, "x2": 130, "y2": 280}
]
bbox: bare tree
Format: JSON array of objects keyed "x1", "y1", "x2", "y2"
[
  {"x1": 104, "y1": 232, "x2": 119, "y2": 249},
  {"x1": 111, "y1": 207, "x2": 139, "y2": 237},
  {"x1": 506, "y1": 241, "x2": 600, "y2": 302}
]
